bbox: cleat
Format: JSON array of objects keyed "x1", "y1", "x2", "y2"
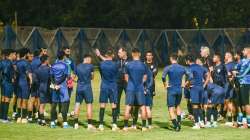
[
  {"x1": 50, "y1": 122, "x2": 56, "y2": 128},
  {"x1": 175, "y1": 126, "x2": 181, "y2": 132},
  {"x1": 142, "y1": 127, "x2": 147, "y2": 132},
  {"x1": 130, "y1": 125, "x2": 137, "y2": 130},
  {"x1": 192, "y1": 123, "x2": 201, "y2": 130},
  {"x1": 148, "y1": 125, "x2": 153, "y2": 129},
  {"x1": 205, "y1": 122, "x2": 212, "y2": 128},
  {"x1": 21, "y1": 119, "x2": 28, "y2": 124},
  {"x1": 17, "y1": 118, "x2": 22, "y2": 123},
  {"x1": 87, "y1": 124, "x2": 96, "y2": 131},
  {"x1": 199, "y1": 121, "x2": 205, "y2": 128},
  {"x1": 74, "y1": 123, "x2": 79, "y2": 130},
  {"x1": 112, "y1": 124, "x2": 119, "y2": 131},
  {"x1": 63, "y1": 122, "x2": 70, "y2": 128},
  {"x1": 1, "y1": 120, "x2": 11, "y2": 123},
  {"x1": 12, "y1": 112, "x2": 17, "y2": 119},
  {"x1": 98, "y1": 125, "x2": 104, "y2": 131},
  {"x1": 28, "y1": 118, "x2": 33, "y2": 122},
  {"x1": 212, "y1": 122, "x2": 218, "y2": 128},
  {"x1": 225, "y1": 122, "x2": 233, "y2": 127},
  {"x1": 123, "y1": 127, "x2": 129, "y2": 132}
]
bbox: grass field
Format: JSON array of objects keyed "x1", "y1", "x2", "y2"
[{"x1": 0, "y1": 70, "x2": 249, "y2": 140}]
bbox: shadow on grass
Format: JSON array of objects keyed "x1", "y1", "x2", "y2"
[{"x1": 154, "y1": 120, "x2": 172, "y2": 130}]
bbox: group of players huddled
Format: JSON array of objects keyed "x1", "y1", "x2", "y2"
[{"x1": 0, "y1": 45, "x2": 249, "y2": 132}]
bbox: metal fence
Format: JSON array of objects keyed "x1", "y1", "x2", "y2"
[{"x1": 1, "y1": 25, "x2": 250, "y2": 66}]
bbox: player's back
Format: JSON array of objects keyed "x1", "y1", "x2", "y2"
[
  {"x1": 1, "y1": 59, "x2": 14, "y2": 83},
  {"x1": 36, "y1": 65, "x2": 50, "y2": 84},
  {"x1": 16, "y1": 59, "x2": 30, "y2": 81},
  {"x1": 76, "y1": 63, "x2": 93, "y2": 84},
  {"x1": 189, "y1": 64, "x2": 207, "y2": 86},
  {"x1": 162, "y1": 64, "x2": 186, "y2": 87},
  {"x1": 126, "y1": 60, "x2": 147, "y2": 87},
  {"x1": 31, "y1": 56, "x2": 41, "y2": 73},
  {"x1": 100, "y1": 60, "x2": 118, "y2": 84},
  {"x1": 51, "y1": 61, "x2": 68, "y2": 84}
]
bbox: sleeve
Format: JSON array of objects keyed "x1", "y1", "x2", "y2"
[
  {"x1": 90, "y1": 65, "x2": 94, "y2": 73},
  {"x1": 26, "y1": 62, "x2": 32, "y2": 74},
  {"x1": 124, "y1": 63, "x2": 129, "y2": 75},
  {"x1": 162, "y1": 66, "x2": 169, "y2": 83},
  {"x1": 185, "y1": 67, "x2": 193, "y2": 81},
  {"x1": 70, "y1": 58, "x2": 76, "y2": 73}
]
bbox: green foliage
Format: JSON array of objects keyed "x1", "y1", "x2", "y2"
[{"x1": 0, "y1": 0, "x2": 249, "y2": 29}]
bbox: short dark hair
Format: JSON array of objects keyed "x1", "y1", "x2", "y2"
[
  {"x1": 132, "y1": 48, "x2": 140, "y2": 53},
  {"x1": 170, "y1": 53, "x2": 178, "y2": 61},
  {"x1": 57, "y1": 51, "x2": 65, "y2": 60},
  {"x1": 33, "y1": 49, "x2": 40, "y2": 57},
  {"x1": 40, "y1": 55, "x2": 49, "y2": 63},
  {"x1": 62, "y1": 46, "x2": 70, "y2": 50},
  {"x1": 118, "y1": 47, "x2": 127, "y2": 52},
  {"x1": 83, "y1": 54, "x2": 92, "y2": 59},
  {"x1": 19, "y1": 48, "x2": 30, "y2": 58},
  {"x1": 3, "y1": 49, "x2": 14, "y2": 57},
  {"x1": 185, "y1": 55, "x2": 195, "y2": 62},
  {"x1": 214, "y1": 53, "x2": 221, "y2": 60},
  {"x1": 146, "y1": 50, "x2": 153, "y2": 55},
  {"x1": 105, "y1": 49, "x2": 114, "y2": 57}
]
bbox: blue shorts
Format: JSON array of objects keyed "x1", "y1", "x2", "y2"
[
  {"x1": 126, "y1": 90, "x2": 146, "y2": 106},
  {"x1": 145, "y1": 90, "x2": 153, "y2": 107},
  {"x1": 30, "y1": 73, "x2": 39, "y2": 97},
  {"x1": 76, "y1": 84, "x2": 93, "y2": 104},
  {"x1": 202, "y1": 90, "x2": 208, "y2": 104},
  {"x1": 225, "y1": 83, "x2": 235, "y2": 100},
  {"x1": 167, "y1": 87, "x2": 182, "y2": 107},
  {"x1": 190, "y1": 86, "x2": 204, "y2": 104},
  {"x1": 99, "y1": 84, "x2": 118, "y2": 104},
  {"x1": 1, "y1": 81, "x2": 14, "y2": 98},
  {"x1": 18, "y1": 80, "x2": 30, "y2": 99},
  {"x1": 51, "y1": 82, "x2": 69, "y2": 103},
  {"x1": 39, "y1": 83, "x2": 51, "y2": 104},
  {"x1": 211, "y1": 89, "x2": 225, "y2": 104}
]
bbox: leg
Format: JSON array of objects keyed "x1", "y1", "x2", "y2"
[
  {"x1": 146, "y1": 106, "x2": 152, "y2": 127},
  {"x1": 124, "y1": 105, "x2": 132, "y2": 128}
]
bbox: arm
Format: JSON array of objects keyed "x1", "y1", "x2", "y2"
[
  {"x1": 124, "y1": 74, "x2": 129, "y2": 83},
  {"x1": 95, "y1": 49, "x2": 106, "y2": 61},
  {"x1": 162, "y1": 67, "x2": 169, "y2": 88},
  {"x1": 203, "y1": 72, "x2": 210, "y2": 88},
  {"x1": 237, "y1": 66, "x2": 250, "y2": 78}
]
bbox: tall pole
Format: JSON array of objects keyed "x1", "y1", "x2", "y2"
[{"x1": 15, "y1": 11, "x2": 18, "y2": 48}]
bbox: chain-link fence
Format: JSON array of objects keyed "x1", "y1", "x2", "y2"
[{"x1": 1, "y1": 25, "x2": 250, "y2": 66}]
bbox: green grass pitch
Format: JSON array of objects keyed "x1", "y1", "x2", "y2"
[{"x1": 0, "y1": 70, "x2": 249, "y2": 140}]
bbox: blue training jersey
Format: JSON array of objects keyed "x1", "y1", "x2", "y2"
[
  {"x1": 75, "y1": 63, "x2": 94, "y2": 85},
  {"x1": 162, "y1": 63, "x2": 191, "y2": 87},
  {"x1": 0, "y1": 59, "x2": 15, "y2": 83},
  {"x1": 99, "y1": 60, "x2": 118, "y2": 85},
  {"x1": 35, "y1": 64, "x2": 50, "y2": 84},
  {"x1": 125, "y1": 60, "x2": 147, "y2": 91},
  {"x1": 16, "y1": 59, "x2": 31, "y2": 83},
  {"x1": 236, "y1": 58, "x2": 250, "y2": 84},
  {"x1": 30, "y1": 56, "x2": 41, "y2": 73},
  {"x1": 50, "y1": 61, "x2": 69, "y2": 85},
  {"x1": 189, "y1": 64, "x2": 208, "y2": 86}
]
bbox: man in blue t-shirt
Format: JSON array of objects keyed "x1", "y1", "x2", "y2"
[
  {"x1": 234, "y1": 46, "x2": 250, "y2": 128},
  {"x1": 16, "y1": 48, "x2": 33, "y2": 124},
  {"x1": 98, "y1": 49, "x2": 119, "y2": 131},
  {"x1": 50, "y1": 51, "x2": 70, "y2": 128},
  {"x1": 73, "y1": 54, "x2": 95, "y2": 130},
  {"x1": 162, "y1": 54, "x2": 192, "y2": 131},
  {"x1": 123, "y1": 48, "x2": 148, "y2": 131},
  {"x1": 28, "y1": 47, "x2": 48, "y2": 121},
  {"x1": 186, "y1": 55, "x2": 209, "y2": 129},
  {"x1": 0, "y1": 49, "x2": 16, "y2": 123}
]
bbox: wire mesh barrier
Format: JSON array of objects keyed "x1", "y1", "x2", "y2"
[{"x1": 1, "y1": 25, "x2": 250, "y2": 66}]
